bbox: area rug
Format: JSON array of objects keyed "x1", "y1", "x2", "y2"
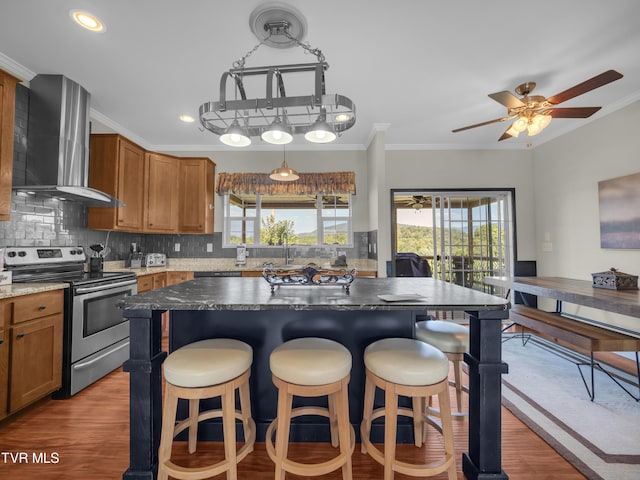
[{"x1": 500, "y1": 335, "x2": 640, "y2": 480}]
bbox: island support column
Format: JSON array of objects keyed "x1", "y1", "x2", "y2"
[
  {"x1": 463, "y1": 310, "x2": 509, "y2": 480},
  {"x1": 123, "y1": 309, "x2": 166, "y2": 480}
]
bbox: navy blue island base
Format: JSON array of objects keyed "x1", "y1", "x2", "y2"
[{"x1": 119, "y1": 276, "x2": 510, "y2": 480}]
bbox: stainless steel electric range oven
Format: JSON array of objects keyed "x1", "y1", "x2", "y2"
[{"x1": 4, "y1": 246, "x2": 137, "y2": 397}]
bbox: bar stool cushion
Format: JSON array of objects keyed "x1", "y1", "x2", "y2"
[
  {"x1": 364, "y1": 338, "x2": 449, "y2": 386},
  {"x1": 415, "y1": 320, "x2": 469, "y2": 354},
  {"x1": 163, "y1": 338, "x2": 253, "y2": 388},
  {"x1": 270, "y1": 337, "x2": 351, "y2": 386}
]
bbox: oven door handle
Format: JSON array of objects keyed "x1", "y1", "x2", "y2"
[{"x1": 75, "y1": 278, "x2": 138, "y2": 294}]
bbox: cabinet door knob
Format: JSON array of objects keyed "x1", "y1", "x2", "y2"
[
  {"x1": 0, "y1": 339, "x2": 4, "y2": 345},
  {"x1": 17, "y1": 333, "x2": 26, "y2": 338},
  {"x1": 39, "y1": 305, "x2": 47, "y2": 310}
]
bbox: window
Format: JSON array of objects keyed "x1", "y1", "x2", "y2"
[{"x1": 223, "y1": 193, "x2": 352, "y2": 247}]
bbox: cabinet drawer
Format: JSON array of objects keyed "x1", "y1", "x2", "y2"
[
  {"x1": 12, "y1": 290, "x2": 64, "y2": 324},
  {"x1": 137, "y1": 275, "x2": 154, "y2": 292},
  {"x1": 166, "y1": 271, "x2": 194, "y2": 285}
]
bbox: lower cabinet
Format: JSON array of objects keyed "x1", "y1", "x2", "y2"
[
  {"x1": 0, "y1": 318, "x2": 8, "y2": 419},
  {"x1": 0, "y1": 289, "x2": 64, "y2": 419}
]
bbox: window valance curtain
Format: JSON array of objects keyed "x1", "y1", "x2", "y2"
[{"x1": 215, "y1": 172, "x2": 356, "y2": 195}]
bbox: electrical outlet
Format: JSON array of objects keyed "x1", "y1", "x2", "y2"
[
  {"x1": 206, "y1": 243, "x2": 213, "y2": 253},
  {"x1": 174, "y1": 243, "x2": 180, "y2": 252}
]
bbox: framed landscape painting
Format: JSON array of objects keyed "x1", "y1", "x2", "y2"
[{"x1": 598, "y1": 172, "x2": 640, "y2": 249}]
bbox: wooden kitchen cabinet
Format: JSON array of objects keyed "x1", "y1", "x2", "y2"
[
  {"x1": 178, "y1": 158, "x2": 215, "y2": 234},
  {"x1": 88, "y1": 134, "x2": 145, "y2": 231},
  {"x1": 0, "y1": 290, "x2": 63, "y2": 417},
  {"x1": 0, "y1": 69, "x2": 21, "y2": 221},
  {"x1": 144, "y1": 152, "x2": 179, "y2": 233},
  {"x1": 0, "y1": 310, "x2": 8, "y2": 420},
  {"x1": 166, "y1": 271, "x2": 194, "y2": 285}
]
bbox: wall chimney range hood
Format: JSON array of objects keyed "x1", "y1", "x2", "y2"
[{"x1": 12, "y1": 74, "x2": 123, "y2": 207}]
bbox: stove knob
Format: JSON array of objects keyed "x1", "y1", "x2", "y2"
[
  {"x1": 18, "y1": 251, "x2": 26, "y2": 257},
  {"x1": 7, "y1": 251, "x2": 16, "y2": 257}
]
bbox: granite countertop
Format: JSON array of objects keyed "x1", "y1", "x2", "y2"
[
  {"x1": 119, "y1": 276, "x2": 510, "y2": 313},
  {"x1": 0, "y1": 282, "x2": 68, "y2": 300}
]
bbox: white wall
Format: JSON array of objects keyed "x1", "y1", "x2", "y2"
[
  {"x1": 531, "y1": 100, "x2": 640, "y2": 331},
  {"x1": 532, "y1": 100, "x2": 640, "y2": 278},
  {"x1": 382, "y1": 148, "x2": 537, "y2": 267}
]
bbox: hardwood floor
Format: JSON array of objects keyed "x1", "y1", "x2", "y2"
[{"x1": 0, "y1": 365, "x2": 586, "y2": 480}]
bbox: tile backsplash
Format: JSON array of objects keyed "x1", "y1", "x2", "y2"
[{"x1": 0, "y1": 192, "x2": 371, "y2": 261}]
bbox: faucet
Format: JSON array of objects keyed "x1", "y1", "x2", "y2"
[{"x1": 283, "y1": 243, "x2": 295, "y2": 265}]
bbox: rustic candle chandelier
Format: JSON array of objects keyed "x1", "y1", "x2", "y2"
[{"x1": 199, "y1": 4, "x2": 356, "y2": 147}]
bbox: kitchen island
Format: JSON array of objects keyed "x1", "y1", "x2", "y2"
[{"x1": 119, "y1": 276, "x2": 510, "y2": 480}]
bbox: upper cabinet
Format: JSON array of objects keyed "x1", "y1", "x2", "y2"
[
  {"x1": 0, "y1": 69, "x2": 20, "y2": 222},
  {"x1": 144, "y1": 152, "x2": 179, "y2": 233},
  {"x1": 88, "y1": 134, "x2": 145, "y2": 231},
  {"x1": 178, "y1": 157, "x2": 215, "y2": 234},
  {"x1": 88, "y1": 133, "x2": 215, "y2": 234}
]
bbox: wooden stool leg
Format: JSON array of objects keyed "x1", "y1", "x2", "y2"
[
  {"x1": 158, "y1": 386, "x2": 179, "y2": 480},
  {"x1": 438, "y1": 386, "x2": 457, "y2": 480},
  {"x1": 328, "y1": 391, "x2": 339, "y2": 447},
  {"x1": 412, "y1": 395, "x2": 424, "y2": 448},
  {"x1": 384, "y1": 383, "x2": 398, "y2": 480},
  {"x1": 274, "y1": 383, "x2": 293, "y2": 480},
  {"x1": 188, "y1": 398, "x2": 199, "y2": 454},
  {"x1": 360, "y1": 374, "x2": 375, "y2": 454},
  {"x1": 336, "y1": 376, "x2": 353, "y2": 480},
  {"x1": 239, "y1": 377, "x2": 253, "y2": 450},
  {"x1": 222, "y1": 382, "x2": 238, "y2": 480},
  {"x1": 452, "y1": 357, "x2": 464, "y2": 412}
]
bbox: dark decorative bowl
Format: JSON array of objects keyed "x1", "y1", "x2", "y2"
[
  {"x1": 262, "y1": 263, "x2": 358, "y2": 293},
  {"x1": 591, "y1": 268, "x2": 638, "y2": 290}
]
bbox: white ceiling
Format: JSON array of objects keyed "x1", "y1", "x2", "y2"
[{"x1": 1, "y1": 0, "x2": 639, "y2": 152}]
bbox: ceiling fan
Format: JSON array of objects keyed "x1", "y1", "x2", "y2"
[
  {"x1": 452, "y1": 70, "x2": 623, "y2": 141},
  {"x1": 404, "y1": 195, "x2": 429, "y2": 210}
]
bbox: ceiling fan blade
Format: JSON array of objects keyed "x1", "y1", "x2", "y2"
[
  {"x1": 546, "y1": 107, "x2": 601, "y2": 118},
  {"x1": 498, "y1": 127, "x2": 513, "y2": 141},
  {"x1": 489, "y1": 91, "x2": 526, "y2": 109},
  {"x1": 546, "y1": 70, "x2": 623, "y2": 105},
  {"x1": 452, "y1": 116, "x2": 511, "y2": 133}
]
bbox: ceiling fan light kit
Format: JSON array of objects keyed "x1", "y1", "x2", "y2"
[
  {"x1": 199, "y1": 3, "x2": 355, "y2": 147},
  {"x1": 453, "y1": 70, "x2": 623, "y2": 142}
]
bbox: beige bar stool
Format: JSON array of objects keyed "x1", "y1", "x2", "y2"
[
  {"x1": 415, "y1": 320, "x2": 470, "y2": 416},
  {"x1": 266, "y1": 337, "x2": 355, "y2": 480},
  {"x1": 360, "y1": 338, "x2": 457, "y2": 480},
  {"x1": 158, "y1": 339, "x2": 256, "y2": 480}
]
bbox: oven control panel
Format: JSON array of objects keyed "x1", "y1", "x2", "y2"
[{"x1": 4, "y1": 246, "x2": 86, "y2": 266}]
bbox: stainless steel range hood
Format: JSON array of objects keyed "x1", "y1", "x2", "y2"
[{"x1": 12, "y1": 74, "x2": 123, "y2": 207}]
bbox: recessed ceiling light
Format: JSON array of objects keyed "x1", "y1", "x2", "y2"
[
  {"x1": 179, "y1": 115, "x2": 195, "y2": 123},
  {"x1": 70, "y1": 9, "x2": 106, "y2": 33}
]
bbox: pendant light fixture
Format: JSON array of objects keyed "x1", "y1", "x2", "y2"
[
  {"x1": 270, "y1": 146, "x2": 299, "y2": 182},
  {"x1": 199, "y1": 4, "x2": 355, "y2": 147}
]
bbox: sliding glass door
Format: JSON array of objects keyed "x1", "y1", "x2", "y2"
[{"x1": 392, "y1": 190, "x2": 514, "y2": 290}]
